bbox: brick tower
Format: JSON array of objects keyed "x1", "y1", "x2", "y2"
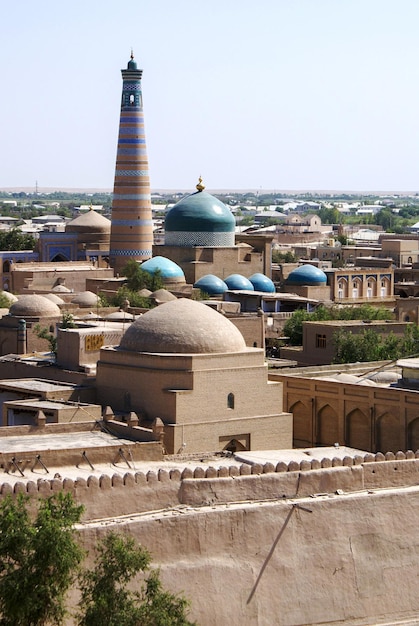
[{"x1": 109, "y1": 53, "x2": 153, "y2": 275}]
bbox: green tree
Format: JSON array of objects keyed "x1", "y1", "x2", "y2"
[
  {"x1": 333, "y1": 328, "x2": 385, "y2": 363},
  {"x1": 100, "y1": 286, "x2": 154, "y2": 309},
  {"x1": 239, "y1": 215, "x2": 254, "y2": 226},
  {"x1": 283, "y1": 304, "x2": 392, "y2": 346},
  {"x1": 317, "y1": 206, "x2": 341, "y2": 224},
  {"x1": 78, "y1": 532, "x2": 195, "y2": 626},
  {"x1": 332, "y1": 325, "x2": 419, "y2": 364},
  {"x1": 60, "y1": 311, "x2": 77, "y2": 329},
  {"x1": 33, "y1": 323, "x2": 57, "y2": 356},
  {"x1": 336, "y1": 234, "x2": 348, "y2": 245},
  {"x1": 122, "y1": 260, "x2": 164, "y2": 292},
  {"x1": 272, "y1": 250, "x2": 297, "y2": 264},
  {"x1": 375, "y1": 208, "x2": 393, "y2": 231},
  {"x1": 0, "y1": 229, "x2": 36, "y2": 251},
  {"x1": 0, "y1": 293, "x2": 12, "y2": 309},
  {"x1": 0, "y1": 493, "x2": 84, "y2": 626}
]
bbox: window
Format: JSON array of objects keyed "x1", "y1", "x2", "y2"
[
  {"x1": 352, "y1": 282, "x2": 359, "y2": 298},
  {"x1": 227, "y1": 393, "x2": 235, "y2": 409},
  {"x1": 316, "y1": 334, "x2": 327, "y2": 349}
]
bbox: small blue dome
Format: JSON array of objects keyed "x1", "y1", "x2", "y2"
[
  {"x1": 224, "y1": 274, "x2": 255, "y2": 291},
  {"x1": 286, "y1": 265, "x2": 327, "y2": 286},
  {"x1": 194, "y1": 275, "x2": 228, "y2": 295},
  {"x1": 141, "y1": 256, "x2": 185, "y2": 281},
  {"x1": 249, "y1": 273, "x2": 275, "y2": 293}
]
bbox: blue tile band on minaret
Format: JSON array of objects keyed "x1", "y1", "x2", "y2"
[{"x1": 109, "y1": 52, "x2": 154, "y2": 274}]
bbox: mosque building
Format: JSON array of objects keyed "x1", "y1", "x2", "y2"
[
  {"x1": 96, "y1": 298, "x2": 292, "y2": 454},
  {"x1": 151, "y1": 177, "x2": 274, "y2": 289}
]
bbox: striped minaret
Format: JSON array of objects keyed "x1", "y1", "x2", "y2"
[{"x1": 109, "y1": 52, "x2": 153, "y2": 275}]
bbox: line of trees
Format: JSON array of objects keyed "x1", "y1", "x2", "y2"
[
  {"x1": 283, "y1": 304, "x2": 392, "y2": 346},
  {"x1": 333, "y1": 325, "x2": 419, "y2": 364},
  {"x1": 0, "y1": 492, "x2": 196, "y2": 626}
]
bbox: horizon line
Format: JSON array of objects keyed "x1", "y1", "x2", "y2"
[{"x1": 1, "y1": 187, "x2": 419, "y2": 196}]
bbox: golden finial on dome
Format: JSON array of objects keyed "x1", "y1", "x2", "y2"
[
  {"x1": 196, "y1": 176, "x2": 205, "y2": 192},
  {"x1": 130, "y1": 49, "x2": 134, "y2": 60}
]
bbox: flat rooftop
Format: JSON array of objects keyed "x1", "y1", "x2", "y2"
[{"x1": 0, "y1": 378, "x2": 77, "y2": 394}]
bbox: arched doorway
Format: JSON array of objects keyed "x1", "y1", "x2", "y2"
[{"x1": 51, "y1": 253, "x2": 69, "y2": 262}]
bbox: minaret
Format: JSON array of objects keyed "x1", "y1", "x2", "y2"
[{"x1": 109, "y1": 52, "x2": 153, "y2": 274}]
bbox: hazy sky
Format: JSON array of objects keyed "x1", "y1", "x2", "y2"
[{"x1": 2, "y1": 0, "x2": 419, "y2": 192}]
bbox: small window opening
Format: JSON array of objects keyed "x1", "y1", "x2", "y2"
[{"x1": 227, "y1": 393, "x2": 235, "y2": 409}]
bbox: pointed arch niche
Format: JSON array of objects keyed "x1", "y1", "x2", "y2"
[
  {"x1": 408, "y1": 417, "x2": 419, "y2": 452},
  {"x1": 376, "y1": 411, "x2": 400, "y2": 453},
  {"x1": 317, "y1": 403, "x2": 339, "y2": 446},
  {"x1": 290, "y1": 399, "x2": 312, "y2": 448},
  {"x1": 346, "y1": 408, "x2": 371, "y2": 451}
]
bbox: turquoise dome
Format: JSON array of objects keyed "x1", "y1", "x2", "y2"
[
  {"x1": 194, "y1": 275, "x2": 228, "y2": 295},
  {"x1": 286, "y1": 265, "x2": 327, "y2": 286},
  {"x1": 165, "y1": 189, "x2": 235, "y2": 247},
  {"x1": 249, "y1": 273, "x2": 275, "y2": 293},
  {"x1": 224, "y1": 274, "x2": 255, "y2": 291},
  {"x1": 141, "y1": 256, "x2": 185, "y2": 281}
]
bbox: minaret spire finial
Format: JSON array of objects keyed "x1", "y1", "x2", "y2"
[
  {"x1": 196, "y1": 176, "x2": 205, "y2": 192},
  {"x1": 130, "y1": 49, "x2": 134, "y2": 60}
]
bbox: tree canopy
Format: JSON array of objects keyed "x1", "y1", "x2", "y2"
[
  {"x1": 283, "y1": 304, "x2": 392, "y2": 346},
  {"x1": 0, "y1": 494, "x2": 196, "y2": 626},
  {"x1": 78, "y1": 532, "x2": 196, "y2": 626},
  {"x1": 122, "y1": 260, "x2": 164, "y2": 292},
  {"x1": 0, "y1": 492, "x2": 84, "y2": 626},
  {"x1": 0, "y1": 229, "x2": 36, "y2": 251},
  {"x1": 333, "y1": 324, "x2": 419, "y2": 364}
]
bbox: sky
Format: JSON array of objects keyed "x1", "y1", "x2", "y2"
[{"x1": 2, "y1": 0, "x2": 419, "y2": 193}]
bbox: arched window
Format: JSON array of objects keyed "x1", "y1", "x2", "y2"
[{"x1": 227, "y1": 393, "x2": 235, "y2": 409}]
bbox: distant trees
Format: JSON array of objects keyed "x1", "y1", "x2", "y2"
[
  {"x1": 317, "y1": 206, "x2": 341, "y2": 225},
  {"x1": 333, "y1": 324, "x2": 419, "y2": 364},
  {"x1": 272, "y1": 250, "x2": 297, "y2": 264},
  {"x1": 0, "y1": 229, "x2": 36, "y2": 251},
  {"x1": 283, "y1": 304, "x2": 392, "y2": 346}
]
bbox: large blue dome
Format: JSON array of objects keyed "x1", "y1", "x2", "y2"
[
  {"x1": 224, "y1": 274, "x2": 255, "y2": 291},
  {"x1": 165, "y1": 184, "x2": 235, "y2": 247},
  {"x1": 141, "y1": 256, "x2": 185, "y2": 281},
  {"x1": 286, "y1": 265, "x2": 327, "y2": 286},
  {"x1": 194, "y1": 274, "x2": 228, "y2": 295},
  {"x1": 249, "y1": 273, "x2": 275, "y2": 293}
]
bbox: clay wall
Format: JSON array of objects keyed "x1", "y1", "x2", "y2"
[
  {"x1": 1, "y1": 450, "x2": 418, "y2": 521},
  {"x1": 11, "y1": 264, "x2": 114, "y2": 294},
  {"x1": 269, "y1": 371, "x2": 419, "y2": 452},
  {"x1": 153, "y1": 244, "x2": 263, "y2": 284},
  {"x1": 3, "y1": 453, "x2": 419, "y2": 624},
  {"x1": 227, "y1": 314, "x2": 265, "y2": 349}
]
